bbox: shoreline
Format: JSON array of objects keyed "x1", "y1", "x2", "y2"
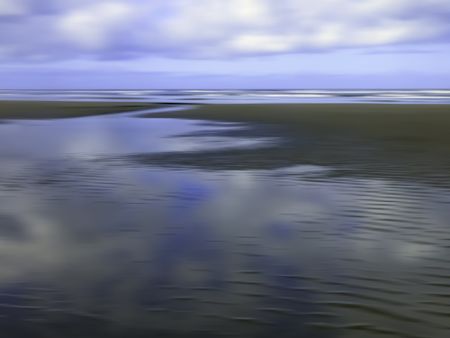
[
  {"x1": 1, "y1": 100, "x2": 449, "y2": 143},
  {"x1": 132, "y1": 103, "x2": 450, "y2": 187},
  {"x1": 141, "y1": 103, "x2": 450, "y2": 143},
  {"x1": 0, "y1": 100, "x2": 160, "y2": 119}
]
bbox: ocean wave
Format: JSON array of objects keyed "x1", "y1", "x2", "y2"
[{"x1": 1, "y1": 89, "x2": 449, "y2": 104}]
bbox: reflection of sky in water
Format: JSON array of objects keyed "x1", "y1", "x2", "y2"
[{"x1": 0, "y1": 112, "x2": 449, "y2": 337}]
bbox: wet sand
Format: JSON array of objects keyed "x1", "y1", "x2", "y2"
[
  {"x1": 0, "y1": 100, "x2": 159, "y2": 119},
  {"x1": 137, "y1": 103, "x2": 450, "y2": 187},
  {"x1": 0, "y1": 101, "x2": 450, "y2": 337},
  {"x1": 142, "y1": 103, "x2": 450, "y2": 143}
]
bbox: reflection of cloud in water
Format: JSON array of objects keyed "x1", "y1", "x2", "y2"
[{"x1": 0, "y1": 115, "x2": 449, "y2": 337}]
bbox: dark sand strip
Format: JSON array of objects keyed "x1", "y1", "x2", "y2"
[
  {"x1": 142, "y1": 104, "x2": 450, "y2": 143},
  {"x1": 0, "y1": 100, "x2": 159, "y2": 119},
  {"x1": 134, "y1": 103, "x2": 450, "y2": 185}
]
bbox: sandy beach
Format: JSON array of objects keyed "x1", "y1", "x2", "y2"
[
  {"x1": 2, "y1": 101, "x2": 448, "y2": 144},
  {"x1": 142, "y1": 103, "x2": 450, "y2": 143},
  {"x1": 1, "y1": 99, "x2": 450, "y2": 337},
  {"x1": 135, "y1": 102, "x2": 450, "y2": 187},
  {"x1": 0, "y1": 100, "x2": 159, "y2": 119},
  {"x1": 2, "y1": 0, "x2": 449, "y2": 336}
]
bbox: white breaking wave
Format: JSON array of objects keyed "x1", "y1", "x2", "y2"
[{"x1": 0, "y1": 89, "x2": 449, "y2": 104}]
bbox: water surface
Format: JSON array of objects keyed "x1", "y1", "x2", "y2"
[
  {"x1": 0, "y1": 106, "x2": 450, "y2": 338},
  {"x1": 1, "y1": 89, "x2": 450, "y2": 104}
]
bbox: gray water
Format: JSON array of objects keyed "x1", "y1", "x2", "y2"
[
  {"x1": 1, "y1": 89, "x2": 450, "y2": 104},
  {"x1": 0, "y1": 106, "x2": 450, "y2": 338}
]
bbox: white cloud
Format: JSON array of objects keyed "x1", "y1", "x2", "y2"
[
  {"x1": 58, "y1": 2, "x2": 135, "y2": 50},
  {"x1": 0, "y1": 0, "x2": 449, "y2": 60},
  {"x1": 227, "y1": 34, "x2": 299, "y2": 53},
  {"x1": 0, "y1": 0, "x2": 28, "y2": 16}
]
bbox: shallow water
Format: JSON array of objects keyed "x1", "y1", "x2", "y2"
[{"x1": 0, "y1": 107, "x2": 450, "y2": 338}]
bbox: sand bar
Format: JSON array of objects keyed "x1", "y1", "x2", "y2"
[
  {"x1": 142, "y1": 103, "x2": 450, "y2": 143},
  {"x1": 0, "y1": 100, "x2": 159, "y2": 119}
]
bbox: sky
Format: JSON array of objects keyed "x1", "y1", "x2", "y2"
[{"x1": 0, "y1": 0, "x2": 449, "y2": 89}]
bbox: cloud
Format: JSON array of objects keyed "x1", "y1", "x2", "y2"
[
  {"x1": 58, "y1": 2, "x2": 135, "y2": 50},
  {"x1": 0, "y1": 0, "x2": 26, "y2": 16},
  {"x1": 0, "y1": 0, "x2": 449, "y2": 61}
]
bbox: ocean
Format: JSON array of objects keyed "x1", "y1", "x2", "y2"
[{"x1": 1, "y1": 89, "x2": 450, "y2": 104}]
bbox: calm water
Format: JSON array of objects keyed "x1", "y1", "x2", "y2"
[{"x1": 1, "y1": 105, "x2": 450, "y2": 338}]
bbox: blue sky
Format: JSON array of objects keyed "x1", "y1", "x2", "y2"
[{"x1": 0, "y1": 0, "x2": 449, "y2": 89}]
